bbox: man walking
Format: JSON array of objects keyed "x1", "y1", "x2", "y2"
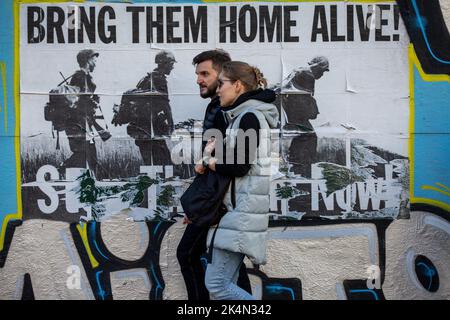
[{"x1": 176, "y1": 50, "x2": 252, "y2": 300}]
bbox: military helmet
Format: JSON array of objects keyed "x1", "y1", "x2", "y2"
[
  {"x1": 155, "y1": 51, "x2": 177, "y2": 64},
  {"x1": 77, "y1": 49, "x2": 99, "y2": 67},
  {"x1": 308, "y1": 56, "x2": 329, "y2": 71}
]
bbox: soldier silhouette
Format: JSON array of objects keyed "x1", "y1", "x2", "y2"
[
  {"x1": 114, "y1": 51, "x2": 176, "y2": 166},
  {"x1": 279, "y1": 56, "x2": 330, "y2": 178},
  {"x1": 280, "y1": 56, "x2": 329, "y2": 132},
  {"x1": 61, "y1": 49, "x2": 104, "y2": 178}
]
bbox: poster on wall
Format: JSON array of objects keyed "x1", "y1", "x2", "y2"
[{"x1": 20, "y1": 2, "x2": 410, "y2": 222}]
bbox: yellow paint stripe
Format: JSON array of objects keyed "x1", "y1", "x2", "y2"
[
  {"x1": 408, "y1": 44, "x2": 415, "y2": 207},
  {"x1": 17, "y1": 0, "x2": 85, "y2": 4},
  {"x1": 411, "y1": 198, "x2": 450, "y2": 212},
  {"x1": 421, "y1": 186, "x2": 450, "y2": 198},
  {"x1": 1, "y1": 0, "x2": 24, "y2": 252},
  {"x1": 409, "y1": 44, "x2": 450, "y2": 84},
  {"x1": 436, "y1": 183, "x2": 450, "y2": 192},
  {"x1": 0, "y1": 213, "x2": 20, "y2": 251},
  {"x1": 0, "y1": 62, "x2": 7, "y2": 133},
  {"x1": 203, "y1": 0, "x2": 395, "y2": 3},
  {"x1": 14, "y1": 0, "x2": 23, "y2": 229},
  {"x1": 77, "y1": 223, "x2": 99, "y2": 269}
]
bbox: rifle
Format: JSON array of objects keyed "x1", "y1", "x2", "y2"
[
  {"x1": 92, "y1": 119, "x2": 112, "y2": 141},
  {"x1": 58, "y1": 72, "x2": 73, "y2": 86},
  {"x1": 90, "y1": 99, "x2": 112, "y2": 141}
]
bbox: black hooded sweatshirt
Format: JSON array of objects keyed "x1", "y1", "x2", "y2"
[{"x1": 214, "y1": 89, "x2": 276, "y2": 178}]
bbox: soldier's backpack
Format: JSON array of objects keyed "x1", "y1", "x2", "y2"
[
  {"x1": 44, "y1": 83, "x2": 80, "y2": 130},
  {"x1": 44, "y1": 80, "x2": 80, "y2": 148},
  {"x1": 111, "y1": 88, "x2": 146, "y2": 126},
  {"x1": 112, "y1": 71, "x2": 169, "y2": 127}
]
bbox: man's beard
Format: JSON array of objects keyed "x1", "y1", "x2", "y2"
[{"x1": 200, "y1": 83, "x2": 218, "y2": 99}]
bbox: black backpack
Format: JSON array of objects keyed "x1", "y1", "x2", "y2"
[
  {"x1": 180, "y1": 170, "x2": 234, "y2": 228},
  {"x1": 111, "y1": 88, "x2": 147, "y2": 127}
]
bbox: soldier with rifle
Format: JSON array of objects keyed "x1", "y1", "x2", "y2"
[{"x1": 59, "y1": 49, "x2": 111, "y2": 179}]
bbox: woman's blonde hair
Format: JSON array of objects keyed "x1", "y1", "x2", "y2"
[{"x1": 221, "y1": 61, "x2": 268, "y2": 91}]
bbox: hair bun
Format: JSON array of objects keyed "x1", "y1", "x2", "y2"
[{"x1": 252, "y1": 66, "x2": 267, "y2": 89}]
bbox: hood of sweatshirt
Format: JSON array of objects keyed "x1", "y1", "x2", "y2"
[{"x1": 222, "y1": 89, "x2": 279, "y2": 129}]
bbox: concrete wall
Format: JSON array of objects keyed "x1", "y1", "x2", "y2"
[{"x1": 1, "y1": 208, "x2": 448, "y2": 300}]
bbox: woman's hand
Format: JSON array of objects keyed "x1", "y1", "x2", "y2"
[
  {"x1": 183, "y1": 215, "x2": 193, "y2": 224},
  {"x1": 195, "y1": 163, "x2": 206, "y2": 175},
  {"x1": 194, "y1": 155, "x2": 210, "y2": 174},
  {"x1": 204, "y1": 138, "x2": 216, "y2": 155}
]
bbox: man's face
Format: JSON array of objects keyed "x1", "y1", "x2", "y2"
[
  {"x1": 87, "y1": 56, "x2": 97, "y2": 72},
  {"x1": 195, "y1": 60, "x2": 219, "y2": 99}
]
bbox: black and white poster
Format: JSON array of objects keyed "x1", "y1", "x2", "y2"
[{"x1": 20, "y1": 2, "x2": 410, "y2": 222}]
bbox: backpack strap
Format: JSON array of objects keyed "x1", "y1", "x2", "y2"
[
  {"x1": 206, "y1": 225, "x2": 219, "y2": 264},
  {"x1": 231, "y1": 177, "x2": 236, "y2": 209},
  {"x1": 56, "y1": 130, "x2": 60, "y2": 150},
  {"x1": 206, "y1": 177, "x2": 235, "y2": 264}
]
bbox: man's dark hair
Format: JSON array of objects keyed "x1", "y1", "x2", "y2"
[{"x1": 192, "y1": 49, "x2": 231, "y2": 72}]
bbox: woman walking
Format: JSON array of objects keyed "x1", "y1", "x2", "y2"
[{"x1": 201, "y1": 61, "x2": 279, "y2": 300}]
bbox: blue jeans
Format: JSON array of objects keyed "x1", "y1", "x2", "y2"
[{"x1": 205, "y1": 248, "x2": 255, "y2": 300}]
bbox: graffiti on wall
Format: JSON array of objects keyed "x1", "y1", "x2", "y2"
[{"x1": 1, "y1": 206, "x2": 448, "y2": 300}]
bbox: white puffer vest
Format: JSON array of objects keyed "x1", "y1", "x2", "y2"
[{"x1": 207, "y1": 99, "x2": 279, "y2": 265}]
